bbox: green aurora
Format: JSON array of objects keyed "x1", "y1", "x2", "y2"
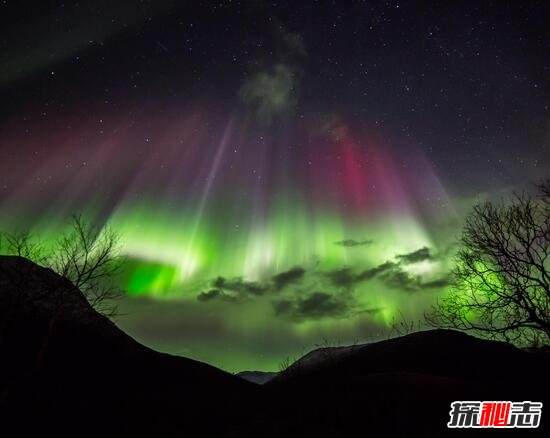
[
  {"x1": 0, "y1": 194, "x2": 463, "y2": 372},
  {"x1": 0, "y1": 112, "x2": 474, "y2": 372}
]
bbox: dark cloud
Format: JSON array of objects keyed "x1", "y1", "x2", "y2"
[
  {"x1": 201, "y1": 249, "x2": 447, "y2": 307},
  {"x1": 197, "y1": 289, "x2": 222, "y2": 301},
  {"x1": 381, "y1": 269, "x2": 421, "y2": 292},
  {"x1": 272, "y1": 266, "x2": 306, "y2": 291},
  {"x1": 298, "y1": 292, "x2": 347, "y2": 318},
  {"x1": 208, "y1": 267, "x2": 307, "y2": 298},
  {"x1": 197, "y1": 289, "x2": 238, "y2": 302},
  {"x1": 325, "y1": 261, "x2": 396, "y2": 288},
  {"x1": 396, "y1": 247, "x2": 432, "y2": 264},
  {"x1": 357, "y1": 246, "x2": 449, "y2": 293},
  {"x1": 212, "y1": 276, "x2": 268, "y2": 296},
  {"x1": 204, "y1": 268, "x2": 306, "y2": 299},
  {"x1": 272, "y1": 291, "x2": 385, "y2": 322},
  {"x1": 334, "y1": 239, "x2": 373, "y2": 248},
  {"x1": 325, "y1": 268, "x2": 356, "y2": 289},
  {"x1": 366, "y1": 246, "x2": 450, "y2": 292},
  {"x1": 380, "y1": 267, "x2": 451, "y2": 293},
  {"x1": 273, "y1": 291, "x2": 349, "y2": 320},
  {"x1": 420, "y1": 277, "x2": 451, "y2": 289},
  {"x1": 325, "y1": 247, "x2": 439, "y2": 291},
  {"x1": 356, "y1": 261, "x2": 396, "y2": 281}
]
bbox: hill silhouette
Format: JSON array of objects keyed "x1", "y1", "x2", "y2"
[
  {"x1": 267, "y1": 329, "x2": 549, "y2": 436},
  {"x1": 1, "y1": 255, "x2": 548, "y2": 436},
  {"x1": 0, "y1": 256, "x2": 262, "y2": 436}
]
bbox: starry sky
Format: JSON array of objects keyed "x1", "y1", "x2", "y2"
[{"x1": 1, "y1": 0, "x2": 549, "y2": 371}]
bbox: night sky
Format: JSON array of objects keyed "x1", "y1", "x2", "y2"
[{"x1": 1, "y1": 1, "x2": 549, "y2": 371}]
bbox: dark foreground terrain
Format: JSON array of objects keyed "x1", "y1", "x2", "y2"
[{"x1": 1, "y1": 256, "x2": 548, "y2": 437}]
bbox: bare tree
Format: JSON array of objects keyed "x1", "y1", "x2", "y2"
[
  {"x1": 49, "y1": 215, "x2": 123, "y2": 317},
  {"x1": 1, "y1": 230, "x2": 45, "y2": 262},
  {"x1": 1, "y1": 215, "x2": 123, "y2": 317},
  {"x1": 426, "y1": 180, "x2": 550, "y2": 344}
]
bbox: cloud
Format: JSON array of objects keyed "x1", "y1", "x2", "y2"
[
  {"x1": 272, "y1": 266, "x2": 306, "y2": 291},
  {"x1": 212, "y1": 276, "x2": 268, "y2": 296},
  {"x1": 273, "y1": 291, "x2": 349, "y2": 320},
  {"x1": 201, "y1": 267, "x2": 306, "y2": 300},
  {"x1": 198, "y1": 245, "x2": 448, "y2": 308},
  {"x1": 380, "y1": 267, "x2": 451, "y2": 293},
  {"x1": 396, "y1": 247, "x2": 433, "y2": 264},
  {"x1": 239, "y1": 64, "x2": 299, "y2": 124},
  {"x1": 325, "y1": 261, "x2": 396, "y2": 289},
  {"x1": 238, "y1": 24, "x2": 306, "y2": 125},
  {"x1": 356, "y1": 261, "x2": 396, "y2": 281},
  {"x1": 323, "y1": 251, "x2": 448, "y2": 294},
  {"x1": 197, "y1": 289, "x2": 222, "y2": 301},
  {"x1": 420, "y1": 277, "x2": 451, "y2": 289},
  {"x1": 298, "y1": 292, "x2": 348, "y2": 318},
  {"x1": 196, "y1": 289, "x2": 238, "y2": 302},
  {"x1": 197, "y1": 266, "x2": 306, "y2": 303},
  {"x1": 334, "y1": 239, "x2": 373, "y2": 247},
  {"x1": 325, "y1": 268, "x2": 357, "y2": 289},
  {"x1": 380, "y1": 269, "x2": 421, "y2": 292},
  {"x1": 272, "y1": 290, "x2": 384, "y2": 322}
]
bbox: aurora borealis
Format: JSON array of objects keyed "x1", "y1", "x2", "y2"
[{"x1": 1, "y1": 1, "x2": 549, "y2": 371}]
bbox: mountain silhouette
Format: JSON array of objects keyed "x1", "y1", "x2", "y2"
[
  {"x1": 1, "y1": 255, "x2": 548, "y2": 437},
  {"x1": 0, "y1": 256, "x2": 262, "y2": 436}
]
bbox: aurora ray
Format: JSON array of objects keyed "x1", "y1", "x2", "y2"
[
  {"x1": 0, "y1": 106, "x2": 458, "y2": 370},
  {"x1": 1, "y1": 0, "x2": 548, "y2": 371}
]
